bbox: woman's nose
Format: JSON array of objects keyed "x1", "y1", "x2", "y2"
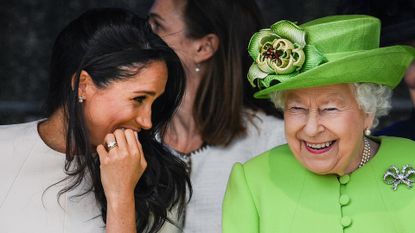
[
  {"x1": 135, "y1": 108, "x2": 152, "y2": 130},
  {"x1": 303, "y1": 111, "x2": 323, "y2": 136}
]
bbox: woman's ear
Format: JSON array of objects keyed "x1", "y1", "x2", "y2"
[
  {"x1": 364, "y1": 112, "x2": 376, "y2": 130},
  {"x1": 71, "y1": 70, "x2": 95, "y2": 101},
  {"x1": 193, "y1": 33, "x2": 219, "y2": 63}
]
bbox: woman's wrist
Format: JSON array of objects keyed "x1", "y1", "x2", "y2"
[
  {"x1": 106, "y1": 192, "x2": 137, "y2": 233},
  {"x1": 106, "y1": 192, "x2": 135, "y2": 209}
]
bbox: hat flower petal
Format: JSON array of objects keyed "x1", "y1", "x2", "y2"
[
  {"x1": 248, "y1": 29, "x2": 279, "y2": 61},
  {"x1": 270, "y1": 20, "x2": 306, "y2": 47},
  {"x1": 247, "y1": 20, "x2": 310, "y2": 88},
  {"x1": 247, "y1": 63, "x2": 268, "y2": 87}
]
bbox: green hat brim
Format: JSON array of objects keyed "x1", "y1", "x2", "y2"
[{"x1": 254, "y1": 45, "x2": 415, "y2": 99}]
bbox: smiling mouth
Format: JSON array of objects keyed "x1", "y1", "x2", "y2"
[{"x1": 305, "y1": 140, "x2": 336, "y2": 154}]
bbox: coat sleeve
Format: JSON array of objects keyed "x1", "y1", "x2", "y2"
[{"x1": 222, "y1": 163, "x2": 258, "y2": 233}]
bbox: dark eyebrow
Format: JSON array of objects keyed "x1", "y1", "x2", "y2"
[
  {"x1": 134, "y1": 91, "x2": 156, "y2": 96},
  {"x1": 148, "y1": 12, "x2": 164, "y2": 22}
]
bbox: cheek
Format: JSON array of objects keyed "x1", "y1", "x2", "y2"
[
  {"x1": 284, "y1": 113, "x2": 304, "y2": 153},
  {"x1": 163, "y1": 35, "x2": 186, "y2": 53},
  {"x1": 330, "y1": 112, "x2": 365, "y2": 159},
  {"x1": 329, "y1": 111, "x2": 363, "y2": 137},
  {"x1": 82, "y1": 100, "x2": 135, "y2": 143},
  {"x1": 83, "y1": 103, "x2": 115, "y2": 137},
  {"x1": 85, "y1": 99, "x2": 120, "y2": 124},
  {"x1": 284, "y1": 112, "x2": 304, "y2": 138},
  {"x1": 98, "y1": 104, "x2": 136, "y2": 124},
  {"x1": 161, "y1": 36, "x2": 176, "y2": 48},
  {"x1": 165, "y1": 37, "x2": 194, "y2": 68}
]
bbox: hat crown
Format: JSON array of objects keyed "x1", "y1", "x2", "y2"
[
  {"x1": 303, "y1": 15, "x2": 381, "y2": 55},
  {"x1": 246, "y1": 15, "x2": 415, "y2": 98}
]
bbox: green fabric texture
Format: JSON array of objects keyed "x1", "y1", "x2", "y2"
[
  {"x1": 222, "y1": 136, "x2": 415, "y2": 233},
  {"x1": 247, "y1": 15, "x2": 415, "y2": 99}
]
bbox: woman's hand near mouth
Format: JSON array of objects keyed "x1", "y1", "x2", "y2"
[{"x1": 96, "y1": 128, "x2": 146, "y2": 233}]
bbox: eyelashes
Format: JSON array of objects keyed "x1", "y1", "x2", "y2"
[
  {"x1": 287, "y1": 106, "x2": 339, "y2": 114},
  {"x1": 134, "y1": 96, "x2": 146, "y2": 104},
  {"x1": 149, "y1": 19, "x2": 162, "y2": 33}
]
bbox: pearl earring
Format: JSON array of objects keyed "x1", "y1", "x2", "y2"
[
  {"x1": 364, "y1": 128, "x2": 371, "y2": 136},
  {"x1": 78, "y1": 96, "x2": 84, "y2": 103},
  {"x1": 195, "y1": 64, "x2": 200, "y2": 72}
]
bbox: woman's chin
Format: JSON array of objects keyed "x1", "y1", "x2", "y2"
[
  {"x1": 296, "y1": 140, "x2": 340, "y2": 174},
  {"x1": 302, "y1": 159, "x2": 339, "y2": 175}
]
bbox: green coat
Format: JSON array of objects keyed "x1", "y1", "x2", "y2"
[{"x1": 223, "y1": 136, "x2": 415, "y2": 233}]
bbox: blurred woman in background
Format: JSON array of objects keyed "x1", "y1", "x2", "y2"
[{"x1": 148, "y1": 0, "x2": 286, "y2": 232}]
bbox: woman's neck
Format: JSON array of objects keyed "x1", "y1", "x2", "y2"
[
  {"x1": 164, "y1": 71, "x2": 204, "y2": 154},
  {"x1": 164, "y1": 112, "x2": 203, "y2": 154},
  {"x1": 342, "y1": 137, "x2": 380, "y2": 176},
  {"x1": 38, "y1": 108, "x2": 67, "y2": 153}
]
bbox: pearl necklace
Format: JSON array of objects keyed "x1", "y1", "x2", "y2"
[{"x1": 358, "y1": 137, "x2": 372, "y2": 168}]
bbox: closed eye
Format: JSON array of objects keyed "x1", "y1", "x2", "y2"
[
  {"x1": 287, "y1": 106, "x2": 307, "y2": 114},
  {"x1": 323, "y1": 107, "x2": 338, "y2": 112},
  {"x1": 290, "y1": 106, "x2": 305, "y2": 110}
]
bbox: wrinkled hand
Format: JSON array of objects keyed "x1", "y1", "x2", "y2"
[{"x1": 96, "y1": 128, "x2": 147, "y2": 203}]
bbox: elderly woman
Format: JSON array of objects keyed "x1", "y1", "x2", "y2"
[{"x1": 223, "y1": 15, "x2": 415, "y2": 233}]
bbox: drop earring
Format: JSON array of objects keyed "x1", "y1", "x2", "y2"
[
  {"x1": 195, "y1": 64, "x2": 200, "y2": 73},
  {"x1": 78, "y1": 96, "x2": 84, "y2": 103},
  {"x1": 364, "y1": 128, "x2": 371, "y2": 136}
]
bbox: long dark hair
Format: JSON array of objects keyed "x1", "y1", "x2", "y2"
[
  {"x1": 44, "y1": 8, "x2": 190, "y2": 233},
  {"x1": 182, "y1": 0, "x2": 282, "y2": 146}
]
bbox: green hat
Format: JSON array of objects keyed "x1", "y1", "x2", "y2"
[{"x1": 247, "y1": 15, "x2": 415, "y2": 99}]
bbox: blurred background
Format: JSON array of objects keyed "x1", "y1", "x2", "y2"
[{"x1": 1, "y1": 0, "x2": 414, "y2": 128}]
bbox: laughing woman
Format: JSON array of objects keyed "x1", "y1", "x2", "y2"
[
  {"x1": 223, "y1": 15, "x2": 415, "y2": 233},
  {"x1": 0, "y1": 8, "x2": 189, "y2": 233}
]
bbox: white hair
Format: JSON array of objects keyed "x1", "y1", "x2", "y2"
[{"x1": 269, "y1": 83, "x2": 393, "y2": 128}]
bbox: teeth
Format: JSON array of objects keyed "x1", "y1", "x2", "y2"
[{"x1": 306, "y1": 141, "x2": 333, "y2": 149}]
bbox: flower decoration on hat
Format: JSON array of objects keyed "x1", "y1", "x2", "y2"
[{"x1": 247, "y1": 20, "x2": 326, "y2": 89}]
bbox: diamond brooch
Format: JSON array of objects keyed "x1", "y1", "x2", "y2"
[{"x1": 383, "y1": 165, "x2": 415, "y2": 191}]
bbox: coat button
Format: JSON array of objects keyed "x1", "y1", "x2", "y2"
[
  {"x1": 339, "y1": 194, "x2": 350, "y2": 206},
  {"x1": 339, "y1": 175, "x2": 350, "y2": 184},
  {"x1": 341, "y1": 216, "x2": 352, "y2": 227}
]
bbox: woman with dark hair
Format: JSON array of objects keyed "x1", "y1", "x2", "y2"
[
  {"x1": 0, "y1": 8, "x2": 190, "y2": 233},
  {"x1": 148, "y1": 0, "x2": 285, "y2": 232}
]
